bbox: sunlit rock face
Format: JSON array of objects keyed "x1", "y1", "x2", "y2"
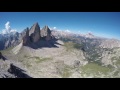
[
  {"x1": 29, "y1": 23, "x2": 40, "y2": 43},
  {"x1": 41, "y1": 26, "x2": 51, "y2": 41}
]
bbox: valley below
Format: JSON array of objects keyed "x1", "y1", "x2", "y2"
[{"x1": 1, "y1": 39, "x2": 120, "y2": 78}]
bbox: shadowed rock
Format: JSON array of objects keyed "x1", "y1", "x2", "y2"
[
  {"x1": 21, "y1": 27, "x2": 30, "y2": 45},
  {"x1": 0, "y1": 52, "x2": 7, "y2": 61},
  {"x1": 0, "y1": 52, "x2": 2, "y2": 59},
  {"x1": 8, "y1": 63, "x2": 32, "y2": 78},
  {"x1": 74, "y1": 60, "x2": 80, "y2": 68}
]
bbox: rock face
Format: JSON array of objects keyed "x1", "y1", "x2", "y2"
[
  {"x1": 21, "y1": 27, "x2": 30, "y2": 45},
  {"x1": 4, "y1": 32, "x2": 20, "y2": 49},
  {"x1": 29, "y1": 23, "x2": 40, "y2": 43},
  {"x1": 99, "y1": 39, "x2": 120, "y2": 48},
  {"x1": 20, "y1": 23, "x2": 52, "y2": 46},
  {"x1": 8, "y1": 63, "x2": 32, "y2": 78},
  {"x1": 5, "y1": 40, "x2": 11, "y2": 49},
  {"x1": 0, "y1": 41, "x2": 4, "y2": 50},
  {"x1": 85, "y1": 33, "x2": 95, "y2": 38},
  {"x1": 0, "y1": 52, "x2": 2, "y2": 59},
  {"x1": 41, "y1": 26, "x2": 51, "y2": 41},
  {"x1": 74, "y1": 60, "x2": 80, "y2": 68}
]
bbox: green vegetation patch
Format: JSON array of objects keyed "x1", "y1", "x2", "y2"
[
  {"x1": 111, "y1": 56, "x2": 120, "y2": 67},
  {"x1": 80, "y1": 62, "x2": 113, "y2": 76},
  {"x1": 61, "y1": 65, "x2": 73, "y2": 78},
  {"x1": 24, "y1": 55, "x2": 53, "y2": 63},
  {"x1": 115, "y1": 57, "x2": 120, "y2": 67},
  {"x1": 34, "y1": 56, "x2": 53, "y2": 63},
  {"x1": 55, "y1": 61, "x2": 73, "y2": 78},
  {"x1": 64, "y1": 42, "x2": 83, "y2": 51},
  {"x1": 0, "y1": 46, "x2": 14, "y2": 54},
  {"x1": 113, "y1": 70, "x2": 119, "y2": 76}
]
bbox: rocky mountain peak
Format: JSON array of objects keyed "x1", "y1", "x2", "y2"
[
  {"x1": 34, "y1": 22, "x2": 39, "y2": 26},
  {"x1": 22, "y1": 27, "x2": 30, "y2": 46},
  {"x1": 29, "y1": 22, "x2": 40, "y2": 35},
  {"x1": 41, "y1": 25, "x2": 51, "y2": 41},
  {"x1": 85, "y1": 32, "x2": 95, "y2": 38},
  {"x1": 44, "y1": 25, "x2": 49, "y2": 29},
  {"x1": 29, "y1": 23, "x2": 40, "y2": 43},
  {"x1": 42, "y1": 25, "x2": 51, "y2": 34}
]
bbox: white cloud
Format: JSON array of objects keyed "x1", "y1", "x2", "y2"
[
  {"x1": 87, "y1": 31, "x2": 92, "y2": 33},
  {"x1": 10, "y1": 29, "x2": 17, "y2": 33},
  {"x1": 50, "y1": 27, "x2": 72, "y2": 33},
  {"x1": 50, "y1": 27, "x2": 62, "y2": 31},
  {"x1": 50, "y1": 27, "x2": 57, "y2": 30},
  {"x1": 87, "y1": 31, "x2": 95, "y2": 35},
  {"x1": 2, "y1": 29, "x2": 7, "y2": 34},
  {"x1": 1, "y1": 21, "x2": 16, "y2": 34},
  {"x1": 65, "y1": 29, "x2": 71, "y2": 32},
  {"x1": 53, "y1": 27, "x2": 57, "y2": 29},
  {"x1": 5, "y1": 21, "x2": 11, "y2": 32}
]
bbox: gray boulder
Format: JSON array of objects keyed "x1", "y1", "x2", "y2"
[{"x1": 74, "y1": 60, "x2": 80, "y2": 68}]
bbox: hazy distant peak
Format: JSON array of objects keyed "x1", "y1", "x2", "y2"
[
  {"x1": 84, "y1": 32, "x2": 95, "y2": 38},
  {"x1": 42, "y1": 25, "x2": 50, "y2": 31}
]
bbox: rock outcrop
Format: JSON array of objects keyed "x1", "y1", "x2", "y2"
[
  {"x1": 8, "y1": 63, "x2": 32, "y2": 78},
  {"x1": 29, "y1": 23, "x2": 40, "y2": 43},
  {"x1": 0, "y1": 32, "x2": 20, "y2": 49},
  {"x1": 99, "y1": 38, "x2": 120, "y2": 48},
  {"x1": 41, "y1": 26, "x2": 51, "y2": 41},
  {"x1": 0, "y1": 52, "x2": 2, "y2": 59},
  {"x1": 20, "y1": 23, "x2": 53, "y2": 46},
  {"x1": 21, "y1": 27, "x2": 30, "y2": 45}
]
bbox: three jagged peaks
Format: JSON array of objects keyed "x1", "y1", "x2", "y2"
[
  {"x1": 0, "y1": 22, "x2": 54, "y2": 50},
  {"x1": 21, "y1": 22, "x2": 52, "y2": 46}
]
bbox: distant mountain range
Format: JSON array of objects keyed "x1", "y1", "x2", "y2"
[
  {"x1": 0, "y1": 22, "x2": 120, "y2": 50},
  {"x1": 51, "y1": 29, "x2": 120, "y2": 49}
]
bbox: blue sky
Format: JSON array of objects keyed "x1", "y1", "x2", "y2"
[{"x1": 0, "y1": 12, "x2": 120, "y2": 39}]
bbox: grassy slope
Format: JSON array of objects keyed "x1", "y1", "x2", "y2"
[
  {"x1": 63, "y1": 41, "x2": 120, "y2": 77},
  {"x1": 1, "y1": 40, "x2": 120, "y2": 78},
  {"x1": 0, "y1": 46, "x2": 14, "y2": 54}
]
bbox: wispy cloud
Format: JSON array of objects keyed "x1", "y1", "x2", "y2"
[
  {"x1": 65, "y1": 29, "x2": 71, "y2": 32},
  {"x1": 5, "y1": 21, "x2": 11, "y2": 31},
  {"x1": 53, "y1": 27, "x2": 56, "y2": 29},
  {"x1": 1, "y1": 21, "x2": 16, "y2": 34}
]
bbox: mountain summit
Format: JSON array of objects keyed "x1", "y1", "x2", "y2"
[
  {"x1": 41, "y1": 25, "x2": 51, "y2": 40},
  {"x1": 85, "y1": 32, "x2": 95, "y2": 38},
  {"x1": 0, "y1": 23, "x2": 53, "y2": 50},
  {"x1": 29, "y1": 22, "x2": 40, "y2": 43}
]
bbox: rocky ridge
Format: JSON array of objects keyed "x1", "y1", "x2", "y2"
[{"x1": 0, "y1": 22, "x2": 53, "y2": 50}]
